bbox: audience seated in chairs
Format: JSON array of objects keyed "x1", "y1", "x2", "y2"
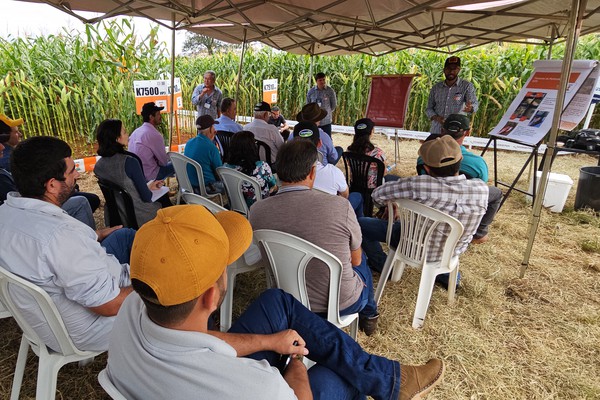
[
  {"x1": 243, "y1": 101, "x2": 283, "y2": 165},
  {"x1": 94, "y1": 119, "x2": 171, "y2": 228},
  {"x1": 249, "y1": 140, "x2": 381, "y2": 336},
  {"x1": 223, "y1": 131, "x2": 277, "y2": 208},
  {"x1": 0, "y1": 136, "x2": 134, "y2": 352},
  {"x1": 291, "y1": 102, "x2": 343, "y2": 165}
]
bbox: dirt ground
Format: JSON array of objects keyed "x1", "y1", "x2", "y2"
[{"x1": 1, "y1": 133, "x2": 599, "y2": 399}]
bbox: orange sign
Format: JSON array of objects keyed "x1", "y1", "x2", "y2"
[
  {"x1": 263, "y1": 79, "x2": 278, "y2": 104},
  {"x1": 133, "y1": 79, "x2": 183, "y2": 114},
  {"x1": 526, "y1": 72, "x2": 580, "y2": 90}
]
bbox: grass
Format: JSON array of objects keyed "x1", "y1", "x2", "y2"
[{"x1": 0, "y1": 134, "x2": 599, "y2": 399}]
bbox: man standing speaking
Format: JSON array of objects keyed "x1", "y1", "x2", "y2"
[{"x1": 426, "y1": 56, "x2": 478, "y2": 135}]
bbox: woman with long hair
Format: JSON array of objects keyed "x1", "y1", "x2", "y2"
[
  {"x1": 224, "y1": 130, "x2": 277, "y2": 207},
  {"x1": 94, "y1": 119, "x2": 170, "y2": 227}
]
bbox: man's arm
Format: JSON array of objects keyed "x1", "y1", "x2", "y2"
[
  {"x1": 208, "y1": 329, "x2": 308, "y2": 358},
  {"x1": 284, "y1": 358, "x2": 313, "y2": 400},
  {"x1": 149, "y1": 131, "x2": 169, "y2": 167},
  {"x1": 88, "y1": 286, "x2": 133, "y2": 316},
  {"x1": 350, "y1": 247, "x2": 362, "y2": 267},
  {"x1": 466, "y1": 82, "x2": 479, "y2": 113},
  {"x1": 329, "y1": 87, "x2": 337, "y2": 111},
  {"x1": 425, "y1": 85, "x2": 438, "y2": 120},
  {"x1": 191, "y1": 84, "x2": 202, "y2": 106}
]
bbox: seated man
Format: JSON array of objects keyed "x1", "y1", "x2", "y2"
[
  {"x1": 268, "y1": 105, "x2": 290, "y2": 141},
  {"x1": 128, "y1": 102, "x2": 175, "y2": 181},
  {"x1": 360, "y1": 135, "x2": 489, "y2": 275},
  {"x1": 290, "y1": 103, "x2": 343, "y2": 166},
  {"x1": 215, "y1": 97, "x2": 244, "y2": 133},
  {"x1": 294, "y1": 121, "x2": 348, "y2": 197},
  {"x1": 0, "y1": 136, "x2": 135, "y2": 352},
  {"x1": 107, "y1": 204, "x2": 445, "y2": 400},
  {"x1": 416, "y1": 114, "x2": 501, "y2": 244},
  {"x1": 183, "y1": 115, "x2": 224, "y2": 194},
  {"x1": 244, "y1": 101, "x2": 284, "y2": 164},
  {"x1": 249, "y1": 140, "x2": 380, "y2": 335}
]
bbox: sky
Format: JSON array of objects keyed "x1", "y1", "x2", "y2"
[{"x1": 0, "y1": 0, "x2": 187, "y2": 55}]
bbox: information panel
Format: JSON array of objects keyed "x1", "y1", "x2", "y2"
[
  {"x1": 365, "y1": 75, "x2": 416, "y2": 128},
  {"x1": 133, "y1": 78, "x2": 183, "y2": 114}
]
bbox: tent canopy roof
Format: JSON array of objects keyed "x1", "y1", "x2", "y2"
[{"x1": 21, "y1": 0, "x2": 600, "y2": 55}]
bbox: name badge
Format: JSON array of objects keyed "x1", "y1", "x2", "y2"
[
  {"x1": 204, "y1": 101, "x2": 211, "y2": 109},
  {"x1": 453, "y1": 93, "x2": 463, "y2": 102}
]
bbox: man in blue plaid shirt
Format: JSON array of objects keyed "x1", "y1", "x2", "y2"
[
  {"x1": 359, "y1": 135, "x2": 488, "y2": 274},
  {"x1": 425, "y1": 56, "x2": 478, "y2": 135}
]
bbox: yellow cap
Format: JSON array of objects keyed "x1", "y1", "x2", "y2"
[
  {"x1": 131, "y1": 205, "x2": 252, "y2": 306},
  {"x1": 0, "y1": 114, "x2": 24, "y2": 127}
]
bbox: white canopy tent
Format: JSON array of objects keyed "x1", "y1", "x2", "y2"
[{"x1": 14, "y1": 0, "x2": 600, "y2": 275}]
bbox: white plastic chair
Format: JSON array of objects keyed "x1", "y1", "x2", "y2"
[
  {"x1": 182, "y1": 193, "x2": 264, "y2": 331},
  {"x1": 98, "y1": 368, "x2": 128, "y2": 400},
  {"x1": 253, "y1": 229, "x2": 359, "y2": 340},
  {"x1": 216, "y1": 166, "x2": 263, "y2": 217},
  {"x1": 374, "y1": 199, "x2": 464, "y2": 329},
  {"x1": 0, "y1": 301, "x2": 11, "y2": 318},
  {"x1": 0, "y1": 265, "x2": 103, "y2": 400},
  {"x1": 168, "y1": 151, "x2": 223, "y2": 206}
]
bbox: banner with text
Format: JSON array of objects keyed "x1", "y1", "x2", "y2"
[
  {"x1": 489, "y1": 60, "x2": 599, "y2": 145},
  {"x1": 366, "y1": 75, "x2": 416, "y2": 128},
  {"x1": 133, "y1": 78, "x2": 183, "y2": 114},
  {"x1": 263, "y1": 79, "x2": 278, "y2": 104}
]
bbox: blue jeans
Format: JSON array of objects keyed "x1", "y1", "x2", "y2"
[
  {"x1": 62, "y1": 196, "x2": 96, "y2": 230},
  {"x1": 229, "y1": 289, "x2": 400, "y2": 400},
  {"x1": 338, "y1": 254, "x2": 378, "y2": 318},
  {"x1": 359, "y1": 217, "x2": 401, "y2": 273},
  {"x1": 101, "y1": 228, "x2": 136, "y2": 264},
  {"x1": 348, "y1": 192, "x2": 364, "y2": 218},
  {"x1": 333, "y1": 146, "x2": 343, "y2": 165}
]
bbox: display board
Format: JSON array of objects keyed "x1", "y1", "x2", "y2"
[
  {"x1": 263, "y1": 79, "x2": 278, "y2": 104},
  {"x1": 133, "y1": 78, "x2": 183, "y2": 114},
  {"x1": 489, "y1": 60, "x2": 599, "y2": 145},
  {"x1": 365, "y1": 75, "x2": 415, "y2": 128}
]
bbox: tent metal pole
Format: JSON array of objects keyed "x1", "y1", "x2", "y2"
[
  {"x1": 520, "y1": 0, "x2": 586, "y2": 278},
  {"x1": 235, "y1": 29, "x2": 247, "y2": 104},
  {"x1": 308, "y1": 44, "x2": 315, "y2": 93},
  {"x1": 168, "y1": 12, "x2": 176, "y2": 148}
]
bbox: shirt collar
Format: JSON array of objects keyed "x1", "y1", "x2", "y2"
[{"x1": 5, "y1": 192, "x2": 66, "y2": 217}]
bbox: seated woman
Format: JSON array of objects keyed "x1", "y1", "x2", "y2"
[
  {"x1": 94, "y1": 119, "x2": 170, "y2": 227},
  {"x1": 223, "y1": 131, "x2": 277, "y2": 208}
]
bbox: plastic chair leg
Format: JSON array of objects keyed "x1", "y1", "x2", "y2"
[
  {"x1": 36, "y1": 352, "x2": 62, "y2": 400},
  {"x1": 412, "y1": 266, "x2": 437, "y2": 329},
  {"x1": 219, "y1": 266, "x2": 237, "y2": 332},
  {"x1": 374, "y1": 250, "x2": 396, "y2": 305},
  {"x1": 390, "y1": 261, "x2": 406, "y2": 282},
  {"x1": 348, "y1": 319, "x2": 359, "y2": 341},
  {"x1": 10, "y1": 335, "x2": 29, "y2": 400}
]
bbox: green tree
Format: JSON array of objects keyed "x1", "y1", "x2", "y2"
[{"x1": 182, "y1": 32, "x2": 230, "y2": 55}]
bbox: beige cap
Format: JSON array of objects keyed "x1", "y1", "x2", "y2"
[{"x1": 418, "y1": 135, "x2": 463, "y2": 168}]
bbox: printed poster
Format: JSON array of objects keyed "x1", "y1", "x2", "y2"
[
  {"x1": 489, "y1": 60, "x2": 599, "y2": 145},
  {"x1": 133, "y1": 78, "x2": 183, "y2": 114}
]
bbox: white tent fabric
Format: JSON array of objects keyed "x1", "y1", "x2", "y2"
[{"x1": 20, "y1": 0, "x2": 600, "y2": 55}]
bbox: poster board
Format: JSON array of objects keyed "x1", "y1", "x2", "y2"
[
  {"x1": 133, "y1": 78, "x2": 183, "y2": 114},
  {"x1": 365, "y1": 75, "x2": 416, "y2": 128},
  {"x1": 489, "y1": 60, "x2": 599, "y2": 145},
  {"x1": 263, "y1": 79, "x2": 278, "y2": 104}
]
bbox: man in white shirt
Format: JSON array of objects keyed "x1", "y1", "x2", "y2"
[
  {"x1": 243, "y1": 101, "x2": 283, "y2": 164},
  {"x1": 0, "y1": 136, "x2": 134, "y2": 351}
]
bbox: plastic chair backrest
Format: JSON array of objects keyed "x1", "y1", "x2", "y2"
[
  {"x1": 216, "y1": 131, "x2": 235, "y2": 160},
  {"x1": 387, "y1": 199, "x2": 464, "y2": 269},
  {"x1": 169, "y1": 152, "x2": 223, "y2": 205},
  {"x1": 182, "y1": 193, "x2": 227, "y2": 214},
  {"x1": 98, "y1": 369, "x2": 128, "y2": 400},
  {"x1": 0, "y1": 265, "x2": 89, "y2": 358},
  {"x1": 342, "y1": 152, "x2": 384, "y2": 217},
  {"x1": 216, "y1": 167, "x2": 262, "y2": 217},
  {"x1": 255, "y1": 140, "x2": 272, "y2": 164},
  {"x1": 97, "y1": 178, "x2": 139, "y2": 229},
  {"x1": 253, "y1": 229, "x2": 345, "y2": 325}
]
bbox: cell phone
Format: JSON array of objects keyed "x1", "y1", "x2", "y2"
[{"x1": 275, "y1": 340, "x2": 299, "y2": 374}]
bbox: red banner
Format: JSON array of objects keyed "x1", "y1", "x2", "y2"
[{"x1": 366, "y1": 75, "x2": 416, "y2": 128}]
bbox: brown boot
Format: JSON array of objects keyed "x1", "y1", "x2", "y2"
[
  {"x1": 398, "y1": 358, "x2": 445, "y2": 400},
  {"x1": 358, "y1": 313, "x2": 379, "y2": 336}
]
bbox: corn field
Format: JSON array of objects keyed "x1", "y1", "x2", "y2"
[{"x1": 1, "y1": 19, "x2": 599, "y2": 155}]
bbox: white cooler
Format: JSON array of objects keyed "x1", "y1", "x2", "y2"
[{"x1": 526, "y1": 171, "x2": 574, "y2": 213}]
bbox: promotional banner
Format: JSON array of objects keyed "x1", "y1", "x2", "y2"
[
  {"x1": 489, "y1": 60, "x2": 599, "y2": 145},
  {"x1": 365, "y1": 75, "x2": 415, "y2": 128},
  {"x1": 133, "y1": 78, "x2": 183, "y2": 114},
  {"x1": 263, "y1": 79, "x2": 278, "y2": 104}
]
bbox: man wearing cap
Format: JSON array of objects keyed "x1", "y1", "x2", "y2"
[
  {"x1": 128, "y1": 102, "x2": 175, "y2": 181},
  {"x1": 107, "y1": 204, "x2": 445, "y2": 400},
  {"x1": 191, "y1": 70, "x2": 223, "y2": 120},
  {"x1": 268, "y1": 105, "x2": 290, "y2": 140},
  {"x1": 244, "y1": 101, "x2": 284, "y2": 164},
  {"x1": 306, "y1": 72, "x2": 337, "y2": 136},
  {"x1": 290, "y1": 102, "x2": 343, "y2": 165},
  {"x1": 0, "y1": 136, "x2": 135, "y2": 352},
  {"x1": 293, "y1": 121, "x2": 349, "y2": 197},
  {"x1": 250, "y1": 140, "x2": 381, "y2": 336},
  {"x1": 215, "y1": 97, "x2": 243, "y2": 133},
  {"x1": 426, "y1": 56, "x2": 478, "y2": 135},
  {"x1": 417, "y1": 114, "x2": 501, "y2": 244},
  {"x1": 0, "y1": 114, "x2": 24, "y2": 170},
  {"x1": 183, "y1": 115, "x2": 224, "y2": 194},
  {"x1": 360, "y1": 135, "x2": 488, "y2": 274}
]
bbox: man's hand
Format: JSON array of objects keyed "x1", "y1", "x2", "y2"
[
  {"x1": 96, "y1": 225, "x2": 123, "y2": 242},
  {"x1": 431, "y1": 115, "x2": 445, "y2": 124},
  {"x1": 147, "y1": 179, "x2": 165, "y2": 191},
  {"x1": 270, "y1": 329, "x2": 309, "y2": 357},
  {"x1": 463, "y1": 101, "x2": 473, "y2": 113}
]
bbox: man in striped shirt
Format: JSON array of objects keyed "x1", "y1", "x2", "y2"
[
  {"x1": 425, "y1": 56, "x2": 478, "y2": 135},
  {"x1": 359, "y1": 135, "x2": 488, "y2": 274}
]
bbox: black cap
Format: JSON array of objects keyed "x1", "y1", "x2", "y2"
[
  {"x1": 444, "y1": 56, "x2": 461, "y2": 67},
  {"x1": 254, "y1": 101, "x2": 271, "y2": 112},
  {"x1": 443, "y1": 114, "x2": 470, "y2": 135},
  {"x1": 354, "y1": 118, "x2": 375, "y2": 137},
  {"x1": 141, "y1": 102, "x2": 165, "y2": 118},
  {"x1": 196, "y1": 115, "x2": 219, "y2": 130},
  {"x1": 293, "y1": 121, "x2": 320, "y2": 146}
]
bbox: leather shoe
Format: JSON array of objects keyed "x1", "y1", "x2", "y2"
[
  {"x1": 358, "y1": 313, "x2": 379, "y2": 336},
  {"x1": 399, "y1": 358, "x2": 445, "y2": 400}
]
